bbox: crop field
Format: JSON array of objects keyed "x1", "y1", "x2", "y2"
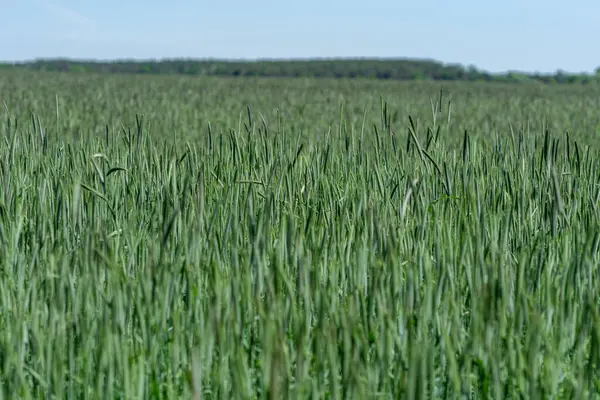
[{"x1": 2, "y1": 70, "x2": 600, "y2": 399}]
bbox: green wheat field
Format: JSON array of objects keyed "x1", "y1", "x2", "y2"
[{"x1": 2, "y1": 70, "x2": 600, "y2": 399}]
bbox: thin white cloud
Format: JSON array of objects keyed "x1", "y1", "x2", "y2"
[{"x1": 41, "y1": 1, "x2": 96, "y2": 28}]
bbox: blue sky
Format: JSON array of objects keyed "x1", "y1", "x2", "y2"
[{"x1": 1, "y1": 0, "x2": 598, "y2": 74}]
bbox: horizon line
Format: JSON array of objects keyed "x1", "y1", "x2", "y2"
[{"x1": 1, "y1": 56, "x2": 597, "y2": 76}]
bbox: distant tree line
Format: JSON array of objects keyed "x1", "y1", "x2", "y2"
[{"x1": 1, "y1": 58, "x2": 599, "y2": 84}]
